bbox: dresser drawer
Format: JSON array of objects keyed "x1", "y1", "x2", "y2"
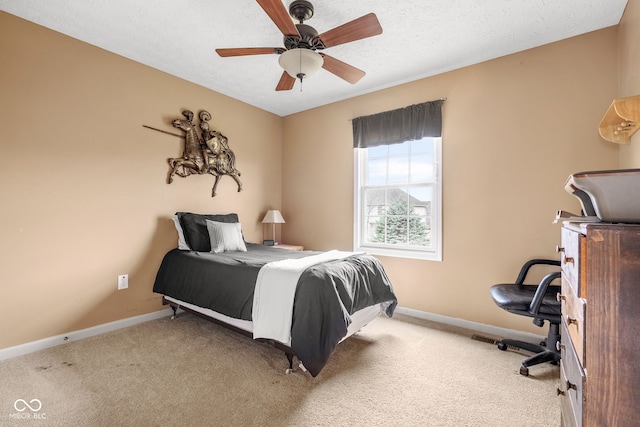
[
  {"x1": 560, "y1": 364, "x2": 579, "y2": 427},
  {"x1": 559, "y1": 320, "x2": 585, "y2": 427},
  {"x1": 560, "y1": 277, "x2": 585, "y2": 366},
  {"x1": 560, "y1": 227, "x2": 582, "y2": 297}
]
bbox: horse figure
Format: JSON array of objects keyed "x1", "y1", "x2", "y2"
[{"x1": 167, "y1": 109, "x2": 243, "y2": 197}]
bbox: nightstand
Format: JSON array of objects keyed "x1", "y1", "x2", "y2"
[{"x1": 273, "y1": 243, "x2": 304, "y2": 251}]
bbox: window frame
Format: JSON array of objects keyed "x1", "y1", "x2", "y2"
[{"x1": 353, "y1": 137, "x2": 442, "y2": 261}]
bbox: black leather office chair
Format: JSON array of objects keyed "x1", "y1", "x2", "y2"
[{"x1": 490, "y1": 259, "x2": 562, "y2": 376}]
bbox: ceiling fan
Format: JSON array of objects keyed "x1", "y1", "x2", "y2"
[{"x1": 216, "y1": 0, "x2": 383, "y2": 91}]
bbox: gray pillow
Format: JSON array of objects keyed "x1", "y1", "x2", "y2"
[{"x1": 206, "y1": 220, "x2": 247, "y2": 253}]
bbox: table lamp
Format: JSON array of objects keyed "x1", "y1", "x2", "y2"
[{"x1": 261, "y1": 210, "x2": 285, "y2": 245}]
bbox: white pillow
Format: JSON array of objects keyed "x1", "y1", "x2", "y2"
[
  {"x1": 172, "y1": 216, "x2": 190, "y2": 250},
  {"x1": 206, "y1": 220, "x2": 247, "y2": 253}
]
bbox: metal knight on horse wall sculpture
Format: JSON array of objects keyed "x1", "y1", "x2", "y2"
[{"x1": 166, "y1": 109, "x2": 242, "y2": 197}]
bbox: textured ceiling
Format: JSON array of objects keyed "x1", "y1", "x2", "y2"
[{"x1": 0, "y1": 0, "x2": 628, "y2": 117}]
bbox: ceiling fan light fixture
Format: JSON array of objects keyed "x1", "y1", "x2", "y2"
[{"x1": 279, "y1": 48, "x2": 324, "y2": 82}]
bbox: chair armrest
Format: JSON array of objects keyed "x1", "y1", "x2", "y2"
[
  {"x1": 528, "y1": 271, "x2": 562, "y2": 314},
  {"x1": 515, "y1": 259, "x2": 561, "y2": 285}
]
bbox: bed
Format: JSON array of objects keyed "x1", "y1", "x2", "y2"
[{"x1": 152, "y1": 212, "x2": 397, "y2": 377}]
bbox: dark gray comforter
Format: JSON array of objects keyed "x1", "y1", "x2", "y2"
[{"x1": 152, "y1": 244, "x2": 397, "y2": 376}]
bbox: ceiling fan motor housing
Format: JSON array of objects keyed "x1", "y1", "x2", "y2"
[{"x1": 283, "y1": 24, "x2": 324, "y2": 50}]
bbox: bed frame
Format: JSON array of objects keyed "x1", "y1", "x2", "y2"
[{"x1": 162, "y1": 295, "x2": 383, "y2": 374}]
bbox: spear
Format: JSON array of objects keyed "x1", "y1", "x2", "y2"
[{"x1": 142, "y1": 125, "x2": 182, "y2": 138}]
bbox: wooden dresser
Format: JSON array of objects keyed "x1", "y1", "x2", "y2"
[{"x1": 558, "y1": 222, "x2": 640, "y2": 427}]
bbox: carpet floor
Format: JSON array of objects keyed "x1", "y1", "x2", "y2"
[{"x1": 0, "y1": 312, "x2": 560, "y2": 426}]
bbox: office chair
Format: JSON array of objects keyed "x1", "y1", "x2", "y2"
[{"x1": 490, "y1": 259, "x2": 562, "y2": 376}]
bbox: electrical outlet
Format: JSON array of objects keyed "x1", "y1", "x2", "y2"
[{"x1": 117, "y1": 274, "x2": 128, "y2": 290}]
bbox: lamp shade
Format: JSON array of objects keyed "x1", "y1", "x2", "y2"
[
  {"x1": 278, "y1": 48, "x2": 324, "y2": 81},
  {"x1": 262, "y1": 210, "x2": 286, "y2": 224}
]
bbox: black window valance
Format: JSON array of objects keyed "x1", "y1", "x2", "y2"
[{"x1": 352, "y1": 99, "x2": 444, "y2": 148}]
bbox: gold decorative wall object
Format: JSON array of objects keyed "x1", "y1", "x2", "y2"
[
  {"x1": 146, "y1": 110, "x2": 242, "y2": 197},
  {"x1": 598, "y1": 95, "x2": 640, "y2": 144}
]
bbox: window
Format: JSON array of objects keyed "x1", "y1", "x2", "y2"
[
  {"x1": 351, "y1": 99, "x2": 444, "y2": 260},
  {"x1": 354, "y1": 137, "x2": 442, "y2": 260}
]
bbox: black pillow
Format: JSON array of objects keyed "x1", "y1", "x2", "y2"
[{"x1": 176, "y1": 212, "x2": 239, "y2": 252}]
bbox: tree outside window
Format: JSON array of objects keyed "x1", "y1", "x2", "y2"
[{"x1": 372, "y1": 198, "x2": 430, "y2": 246}]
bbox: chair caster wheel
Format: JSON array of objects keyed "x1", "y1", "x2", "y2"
[
  {"x1": 497, "y1": 342, "x2": 508, "y2": 351},
  {"x1": 519, "y1": 365, "x2": 529, "y2": 376}
]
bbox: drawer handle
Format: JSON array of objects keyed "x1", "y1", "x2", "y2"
[
  {"x1": 563, "y1": 256, "x2": 574, "y2": 265},
  {"x1": 556, "y1": 382, "x2": 577, "y2": 396},
  {"x1": 556, "y1": 341, "x2": 565, "y2": 352},
  {"x1": 556, "y1": 246, "x2": 565, "y2": 254},
  {"x1": 556, "y1": 293, "x2": 565, "y2": 302},
  {"x1": 566, "y1": 316, "x2": 578, "y2": 326}
]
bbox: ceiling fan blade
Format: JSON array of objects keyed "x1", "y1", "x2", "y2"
[
  {"x1": 320, "y1": 54, "x2": 366, "y2": 84},
  {"x1": 256, "y1": 0, "x2": 300, "y2": 37},
  {"x1": 276, "y1": 71, "x2": 296, "y2": 91},
  {"x1": 216, "y1": 47, "x2": 282, "y2": 57},
  {"x1": 318, "y1": 13, "x2": 383, "y2": 48}
]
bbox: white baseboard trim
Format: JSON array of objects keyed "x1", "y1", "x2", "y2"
[
  {"x1": 0, "y1": 308, "x2": 175, "y2": 361},
  {"x1": 1, "y1": 305, "x2": 543, "y2": 362},
  {"x1": 394, "y1": 306, "x2": 545, "y2": 343}
]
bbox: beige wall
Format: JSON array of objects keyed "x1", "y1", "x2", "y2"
[
  {"x1": 282, "y1": 27, "x2": 621, "y2": 333},
  {"x1": 619, "y1": 0, "x2": 640, "y2": 166},
  {"x1": 0, "y1": 13, "x2": 283, "y2": 349}
]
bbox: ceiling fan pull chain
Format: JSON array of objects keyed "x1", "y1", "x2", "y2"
[{"x1": 299, "y1": 49, "x2": 304, "y2": 91}]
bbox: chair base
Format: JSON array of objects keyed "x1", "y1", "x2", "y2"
[
  {"x1": 497, "y1": 338, "x2": 561, "y2": 376},
  {"x1": 498, "y1": 320, "x2": 561, "y2": 376}
]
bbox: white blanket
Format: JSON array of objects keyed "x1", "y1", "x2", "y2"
[{"x1": 252, "y1": 250, "x2": 356, "y2": 345}]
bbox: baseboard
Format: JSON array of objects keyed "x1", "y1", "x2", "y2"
[
  {"x1": 0, "y1": 308, "x2": 175, "y2": 361},
  {"x1": 1, "y1": 305, "x2": 543, "y2": 362},
  {"x1": 394, "y1": 306, "x2": 545, "y2": 343}
]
